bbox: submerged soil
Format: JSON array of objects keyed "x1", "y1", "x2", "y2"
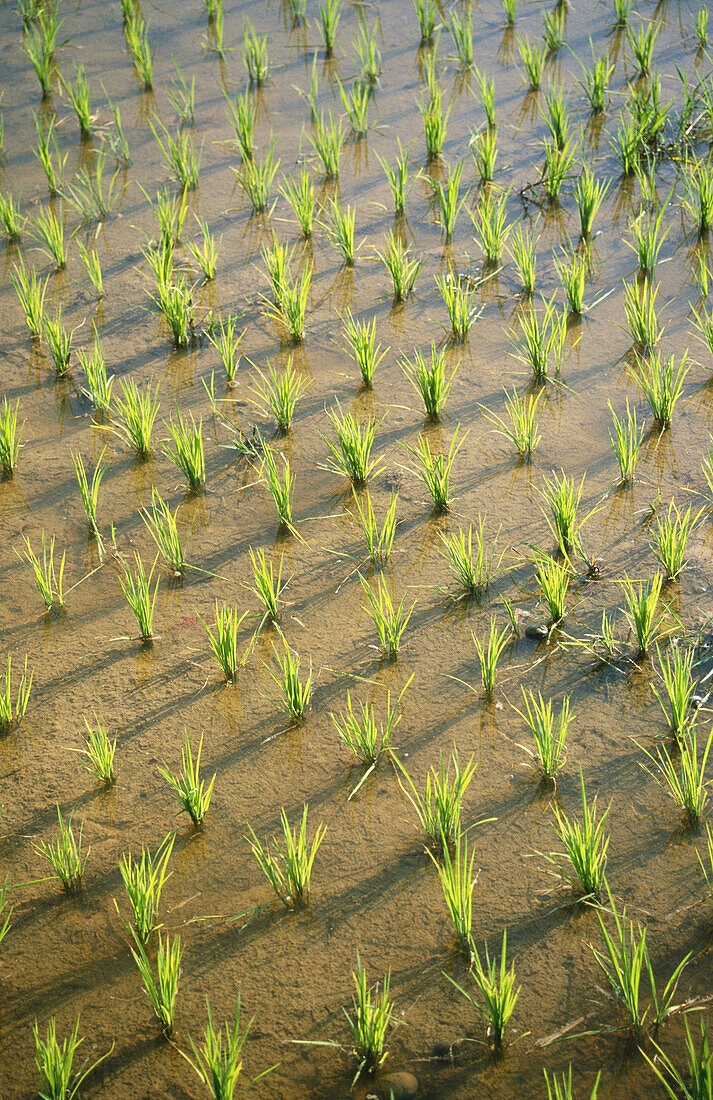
[{"x1": 1, "y1": 0, "x2": 713, "y2": 1096}]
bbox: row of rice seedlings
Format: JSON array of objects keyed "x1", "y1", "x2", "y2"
[
  {"x1": 430, "y1": 159, "x2": 467, "y2": 240},
  {"x1": 439, "y1": 518, "x2": 503, "y2": 597},
  {"x1": 78, "y1": 715, "x2": 116, "y2": 784},
  {"x1": 650, "y1": 501, "x2": 702, "y2": 580},
  {"x1": 0, "y1": 398, "x2": 23, "y2": 473},
  {"x1": 395, "y1": 747, "x2": 477, "y2": 849},
  {"x1": 324, "y1": 196, "x2": 357, "y2": 266},
  {"x1": 243, "y1": 19, "x2": 269, "y2": 84},
  {"x1": 507, "y1": 224, "x2": 537, "y2": 295},
  {"x1": 130, "y1": 930, "x2": 182, "y2": 1035},
  {"x1": 185, "y1": 216, "x2": 220, "y2": 282},
  {"x1": 471, "y1": 126, "x2": 498, "y2": 183},
  {"x1": 360, "y1": 574, "x2": 415, "y2": 658},
  {"x1": 346, "y1": 957, "x2": 393, "y2": 1076},
  {"x1": 534, "y1": 551, "x2": 571, "y2": 624},
  {"x1": 406, "y1": 426, "x2": 465, "y2": 513},
  {"x1": 471, "y1": 189, "x2": 510, "y2": 262},
  {"x1": 142, "y1": 489, "x2": 187, "y2": 577},
  {"x1": 163, "y1": 410, "x2": 205, "y2": 490},
  {"x1": 308, "y1": 109, "x2": 344, "y2": 178},
  {"x1": 332, "y1": 678, "x2": 410, "y2": 768},
  {"x1": 447, "y1": 929, "x2": 520, "y2": 1048},
  {"x1": 206, "y1": 315, "x2": 244, "y2": 385},
  {"x1": 201, "y1": 602, "x2": 251, "y2": 681},
  {"x1": 280, "y1": 169, "x2": 314, "y2": 237},
  {"x1": 159, "y1": 732, "x2": 215, "y2": 824},
  {"x1": 119, "y1": 553, "x2": 159, "y2": 641},
  {"x1": 119, "y1": 832, "x2": 174, "y2": 940},
  {"x1": 621, "y1": 573, "x2": 665, "y2": 656},
  {"x1": 481, "y1": 387, "x2": 543, "y2": 458},
  {"x1": 246, "y1": 804, "x2": 325, "y2": 907},
  {"x1": 652, "y1": 644, "x2": 696, "y2": 740},
  {"x1": 267, "y1": 640, "x2": 311, "y2": 721},
  {"x1": 436, "y1": 272, "x2": 480, "y2": 341},
  {"x1": 400, "y1": 343, "x2": 457, "y2": 420},
  {"x1": 261, "y1": 445, "x2": 295, "y2": 529},
  {"x1": 542, "y1": 773, "x2": 610, "y2": 902},
  {"x1": 608, "y1": 400, "x2": 643, "y2": 484},
  {"x1": 20, "y1": 532, "x2": 65, "y2": 611},
  {"x1": 518, "y1": 35, "x2": 546, "y2": 91},
  {"x1": 238, "y1": 144, "x2": 279, "y2": 213},
  {"x1": 473, "y1": 617, "x2": 511, "y2": 695},
  {"x1": 113, "y1": 378, "x2": 160, "y2": 456},
  {"x1": 35, "y1": 807, "x2": 87, "y2": 893},
  {"x1": 641, "y1": 726, "x2": 713, "y2": 826},
  {"x1": 429, "y1": 825, "x2": 476, "y2": 958},
  {"x1": 340, "y1": 311, "x2": 388, "y2": 388},
  {"x1": 34, "y1": 1017, "x2": 110, "y2": 1100},
  {"x1": 352, "y1": 489, "x2": 397, "y2": 563},
  {"x1": 76, "y1": 241, "x2": 104, "y2": 296},
  {"x1": 378, "y1": 232, "x2": 424, "y2": 301},
  {"x1": 511, "y1": 295, "x2": 567, "y2": 382},
  {"x1": 318, "y1": 0, "x2": 341, "y2": 55},
  {"x1": 0, "y1": 655, "x2": 32, "y2": 731},
  {"x1": 124, "y1": 12, "x2": 156, "y2": 90},
  {"x1": 516, "y1": 689, "x2": 573, "y2": 782}
]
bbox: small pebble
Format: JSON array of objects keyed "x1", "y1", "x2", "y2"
[
  {"x1": 525, "y1": 623, "x2": 549, "y2": 641},
  {"x1": 373, "y1": 1071, "x2": 418, "y2": 1099}
]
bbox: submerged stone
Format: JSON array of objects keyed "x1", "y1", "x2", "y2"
[
  {"x1": 371, "y1": 1071, "x2": 418, "y2": 1098},
  {"x1": 525, "y1": 623, "x2": 549, "y2": 641}
]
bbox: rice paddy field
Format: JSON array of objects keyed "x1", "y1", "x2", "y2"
[{"x1": 5, "y1": 0, "x2": 713, "y2": 1096}]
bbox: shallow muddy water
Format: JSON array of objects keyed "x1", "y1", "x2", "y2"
[{"x1": 1, "y1": 0, "x2": 713, "y2": 1096}]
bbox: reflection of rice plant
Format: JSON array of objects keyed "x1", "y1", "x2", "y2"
[
  {"x1": 447, "y1": 929, "x2": 520, "y2": 1048},
  {"x1": 201, "y1": 602, "x2": 251, "y2": 682},
  {"x1": 481, "y1": 387, "x2": 543, "y2": 458},
  {"x1": 78, "y1": 715, "x2": 116, "y2": 785},
  {"x1": 341, "y1": 312, "x2": 388, "y2": 388},
  {"x1": 439, "y1": 519, "x2": 503, "y2": 596},
  {"x1": 35, "y1": 807, "x2": 88, "y2": 893},
  {"x1": 406, "y1": 426, "x2": 466, "y2": 513},
  {"x1": 608, "y1": 401, "x2": 643, "y2": 484},
  {"x1": 396, "y1": 748, "x2": 476, "y2": 847},
  {"x1": 400, "y1": 343, "x2": 457, "y2": 420},
  {"x1": 120, "y1": 832, "x2": 174, "y2": 940},
  {"x1": 360, "y1": 575, "x2": 415, "y2": 657},
  {"x1": 0, "y1": 655, "x2": 32, "y2": 731},
  {"x1": 130, "y1": 930, "x2": 182, "y2": 1035},
  {"x1": 119, "y1": 553, "x2": 159, "y2": 641},
  {"x1": 159, "y1": 732, "x2": 215, "y2": 824},
  {"x1": 246, "y1": 805, "x2": 325, "y2": 907},
  {"x1": 516, "y1": 688, "x2": 572, "y2": 781},
  {"x1": 650, "y1": 500, "x2": 701, "y2": 580},
  {"x1": 473, "y1": 618, "x2": 510, "y2": 696},
  {"x1": 345, "y1": 957, "x2": 394, "y2": 1078}
]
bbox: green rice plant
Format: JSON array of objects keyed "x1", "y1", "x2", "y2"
[
  {"x1": 338, "y1": 78, "x2": 370, "y2": 136},
  {"x1": 406, "y1": 425, "x2": 466, "y2": 513},
  {"x1": 201, "y1": 602, "x2": 250, "y2": 682},
  {"x1": 575, "y1": 165, "x2": 609, "y2": 239},
  {"x1": 400, "y1": 343, "x2": 457, "y2": 420},
  {"x1": 627, "y1": 21, "x2": 660, "y2": 77},
  {"x1": 105, "y1": 92, "x2": 130, "y2": 165},
  {"x1": 447, "y1": 929, "x2": 520, "y2": 1048},
  {"x1": 76, "y1": 242, "x2": 103, "y2": 297},
  {"x1": 683, "y1": 159, "x2": 713, "y2": 235},
  {"x1": 395, "y1": 747, "x2": 476, "y2": 848},
  {"x1": 652, "y1": 644, "x2": 696, "y2": 739},
  {"x1": 435, "y1": 272, "x2": 479, "y2": 341},
  {"x1": 614, "y1": 0, "x2": 634, "y2": 26},
  {"x1": 159, "y1": 732, "x2": 215, "y2": 825},
  {"x1": 241, "y1": 19, "x2": 269, "y2": 84},
  {"x1": 30, "y1": 205, "x2": 67, "y2": 269},
  {"x1": 204, "y1": 0, "x2": 228, "y2": 57},
  {"x1": 439, "y1": 519, "x2": 503, "y2": 597},
  {"x1": 308, "y1": 109, "x2": 344, "y2": 178},
  {"x1": 581, "y1": 50, "x2": 614, "y2": 113},
  {"x1": 119, "y1": 553, "x2": 159, "y2": 641},
  {"x1": 280, "y1": 169, "x2": 314, "y2": 237},
  {"x1": 644, "y1": 1016, "x2": 713, "y2": 1100},
  {"x1": 471, "y1": 188, "x2": 510, "y2": 263},
  {"x1": 0, "y1": 191, "x2": 25, "y2": 240},
  {"x1": 555, "y1": 250, "x2": 587, "y2": 315},
  {"x1": 650, "y1": 500, "x2": 702, "y2": 580},
  {"x1": 33, "y1": 115, "x2": 68, "y2": 196},
  {"x1": 340, "y1": 311, "x2": 388, "y2": 388},
  {"x1": 185, "y1": 216, "x2": 220, "y2": 282},
  {"x1": 261, "y1": 238, "x2": 294, "y2": 303},
  {"x1": 20, "y1": 533, "x2": 65, "y2": 611},
  {"x1": 541, "y1": 82, "x2": 570, "y2": 151},
  {"x1": 471, "y1": 126, "x2": 498, "y2": 183},
  {"x1": 414, "y1": 0, "x2": 437, "y2": 43},
  {"x1": 377, "y1": 231, "x2": 424, "y2": 301},
  {"x1": 420, "y1": 87, "x2": 451, "y2": 160},
  {"x1": 481, "y1": 386, "x2": 543, "y2": 458},
  {"x1": 473, "y1": 617, "x2": 511, "y2": 696},
  {"x1": 502, "y1": 0, "x2": 516, "y2": 23},
  {"x1": 353, "y1": 18, "x2": 381, "y2": 85},
  {"x1": 542, "y1": 7, "x2": 565, "y2": 52},
  {"x1": 226, "y1": 89, "x2": 255, "y2": 162},
  {"x1": 507, "y1": 223, "x2": 537, "y2": 295},
  {"x1": 23, "y1": 19, "x2": 56, "y2": 98},
  {"x1": 429, "y1": 158, "x2": 467, "y2": 240},
  {"x1": 541, "y1": 139, "x2": 575, "y2": 200},
  {"x1": 534, "y1": 552, "x2": 570, "y2": 623},
  {"x1": 623, "y1": 278, "x2": 661, "y2": 350},
  {"x1": 449, "y1": 8, "x2": 473, "y2": 67},
  {"x1": 42, "y1": 308, "x2": 73, "y2": 375},
  {"x1": 324, "y1": 196, "x2": 357, "y2": 266},
  {"x1": 692, "y1": 302, "x2": 713, "y2": 360},
  {"x1": 377, "y1": 141, "x2": 410, "y2": 217},
  {"x1": 72, "y1": 448, "x2": 107, "y2": 541},
  {"x1": 142, "y1": 490, "x2": 186, "y2": 577},
  {"x1": 620, "y1": 573, "x2": 665, "y2": 656},
  {"x1": 119, "y1": 833, "x2": 174, "y2": 940},
  {"x1": 318, "y1": 0, "x2": 341, "y2": 55},
  {"x1": 248, "y1": 548, "x2": 284, "y2": 622},
  {"x1": 345, "y1": 957, "x2": 393, "y2": 1077},
  {"x1": 206, "y1": 315, "x2": 244, "y2": 384},
  {"x1": 167, "y1": 58, "x2": 195, "y2": 125},
  {"x1": 151, "y1": 121, "x2": 200, "y2": 191},
  {"x1": 542, "y1": 772, "x2": 610, "y2": 901},
  {"x1": 130, "y1": 929, "x2": 182, "y2": 1035},
  {"x1": 163, "y1": 410, "x2": 205, "y2": 491},
  {"x1": 238, "y1": 145, "x2": 280, "y2": 213},
  {"x1": 264, "y1": 263, "x2": 312, "y2": 341},
  {"x1": 124, "y1": 13, "x2": 155, "y2": 90},
  {"x1": 35, "y1": 807, "x2": 88, "y2": 893},
  {"x1": 186, "y1": 996, "x2": 270, "y2": 1100},
  {"x1": 267, "y1": 640, "x2": 311, "y2": 722},
  {"x1": 360, "y1": 574, "x2": 415, "y2": 658},
  {"x1": 634, "y1": 349, "x2": 689, "y2": 428},
  {"x1": 608, "y1": 400, "x2": 643, "y2": 484},
  {"x1": 113, "y1": 378, "x2": 160, "y2": 457},
  {"x1": 332, "y1": 678, "x2": 409, "y2": 765},
  {"x1": 510, "y1": 295, "x2": 567, "y2": 381},
  {"x1": 475, "y1": 66, "x2": 496, "y2": 128},
  {"x1": 611, "y1": 114, "x2": 640, "y2": 176},
  {"x1": 544, "y1": 1068, "x2": 602, "y2": 1100},
  {"x1": 628, "y1": 207, "x2": 670, "y2": 277},
  {"x1": 516, "y1": 688, "x2": 572, "y2": 781},
  {"x1": 61, "y1": 65, "x2": 92, "y2": 138},
  {"x1": 541, "y1": 469, "x2": 589, "y2": 556},
  {"x1": 0, "y1": 655, "x2": 32, "y2": 730},
  {"x1": 351, "y1": 489, "x2": 397, "y2": 563},
  {"x1": 34, "y1": 1017, "x2": 110, "y2": 1100},
  {"x1": 78, "y1": 715, "x2": 116, "y2": 785},
  {"x1": 695, "y1": 7, "x2": 709, "y2": 48},
  {"x1": 249, "y1": 357, "x2": 308, "y2": 431},
  {"x1": 246, "y1": 804, "x2": 325, "y2": 907},
  {"x1": 429, "y1": 825, "x2": 476, "y2": 956},
  {"x1": 0, "y1": 398, "x2": 23, "y2": 474},
  {"x1": 142, "y1": 188, "x2": 188, "y2": 249},
  {"x1": 18, "y1": 0, "x2": 41, "y2": 25},
  {"x1": 642, "y1": 726, "x2": 712, "y2": 826},
  {"x1": 261, "y1": 446, "x2": 295, "y2": 529},
  {"x1": 518, "y1": 35, "x2": 546, "y2": 90},
  {"x1": 323, "y1": 404, "x2": 382, "y2": 486}
]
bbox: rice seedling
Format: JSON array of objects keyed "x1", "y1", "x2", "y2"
[
  {"x1": 159, "y1": 731, "x2": 215, "y2": 825},
  {"x1": 130, "y1": 930, "x2": 182, "y2": 1035},
  {"x1": 541, "y1": 139, "x2": 575, "y2": 200},
  {"x1": 201, "y1": 602, "x2": 251, "y2": 682},
  {"x1": 447, "y1": 929, "x2": 520, "y2": 1048},
  {"x1": 0, "y1": 191, "x2": 25, "y2": 241},
  {"x1": 628, "y1": 209, "x2": 670, "y2": 278},
  {"x1": 581, "y1": 51, "x2": 614, "y2": 113},
  {"x1": 206, "y1": 316, "x2": 245, "y2": 387},
  {"x1": 474, "y1": 67, "x2": 496, "y2": 129},
  {"x1": 420, "y1": 87, "x2": 451, "y2": 161},
  {"x1": 143, "y1": 188, "x2": 188, "y2": 249},
  {"x1": 507, "y1": 223, "x2": 538, "y2": 295},
  {"x1": 695, "y1": 7, "x2": 709, "y2": 48},
  {"x1": 338, "y1": 78, "x2": 370, "y2": 136},
  {"x1": 449, "y1": 9, "x2": 473, "y2": 67},
  {"x1": 105, "y1": 93, "x2": 130, "y2": 165},
  {"x1": 471, "y1": 188, "x2": 510, "y2": 263},
  {"x1": 33, "y1": 1017, "x2": 110, "y2": 1100},
  {"x1": 611, "y1": 114, "x2": 641, "y2": 177},
  {"x1": 544, "y1": 1068, "x2": 602, "y2": 1100},
  {"x1": 398, "y1": 747, "x2": 478, "y2": 851},
  {"x1": 516, "y1": 688, "x2": 572, "y2": 781},
  {"x1": 622, "y1": 278, "x2": 661, "y2": 350},
  {"x1": 0, "y1": 655, "x2": 32, "y2": 731},
  {"x1": 471, "y1": 126, "x2": 498, "y2": 183},
  {"x1": 511, "y1": 295, "x2": 567, "y2": 382},
  {"x1": 481, "y1": 386, "x2": 543, "y2": 458},
  {"x1": 324, "y1": 196, "x2": 357, "y2": 266},
  {"x1": 502, "y1": 0, "x2": 516, "y2": 23},
  {"x1": 627, "y1": 21, "x2": 660, "y2": 77},
  {"x1": 575, "y1": 166, "x2": 609, "y2": 239},
  {"x1": 113, "y1": 379, "x2": 160, "y2": 457},
  {"x1": 248, "y1": 548, "x2": 284, "y2": 623},
  {"x1": 351, "y1": 489, "x2": 398, "y2": 563},
  {"x1": 308, "y1": 110, "x2": 344, "y2": 178},
  {"x1": 42, "y1": 308, "x2": 73, "y2": 375},
  {"x1": 33, "y1": 115, "x2": 68, "y2": 195},
  {"x1": 0, "y1": 398, "x2": 23, "y2": 474},
  {"x1": 18, "y1": 0, "x2": 41, "y2": 25},
  {"x1": 151, "y1": 121, "x2": 200, "y2": 191},
  {"x1": 439, "y1": 519, "x2": 503, "y2": 597},
  {"x1": 541, "y1": 469, "x2": 590, "y2": 556},
  {"x1": 264, "y1": 262, "x2": 312, "y2": 342},
  {"x1": 141, "y1": 490, "x2": 186, "y2": 577},
  {"x1": 185, "y1": 216, "x2": 220, "y2": 282},
  {"x1": 20, "y1": 533, "x2": 65, "y2": 611},
  {"x1": 613, "y1": 0, "x2": 633, "y2": 26},
  {"x1": 406, "y1": 426, "x2": 466, "y2": 513},
  {"x1": 414, "y1": 0, "x2": 437, "y2": 43},
  {"x1": 360, "y1": 574, "x2": 415, "y2": 658},
  {"x1": 119, "y1": 833, "x2": 174, "y2": 942},
  {"x1": 340, "y1": 311, "x2": 388, "y2": 388},
  {"x1": 473, "y1": 617, "x2": 511, "y2": 696},
  {"x1": 555, "y1": 250, "x2": 587, "y2": 315},
  {"x1": 541, "y1": 83, "x2": 570, "y2": 151},
  {"x1": 226, "y1": 89, "x2": 256, "y2": 163},
  {"x1": 435, "y1": 272, "x2": 479, "y2": 341},
  {"x1": 318, "y1": 0, "x2": 341, "y2": 55},
  {"x1": 400, "y1": 343, "x2": 457, "y2": 420},
  {"x1": 186, "y1": 996, "x2": 272, "y2": 1099},
  {"x1": 620, "y1": 573, "x2": 666, "y2": 656},
  {"x1": 77, "y1": 714, "x2": 116, "y2": 785},
  {"x1": 683, "y1": 159, "x2": 713, "y2": 235},
  {"x1": 518, "y1": 35, "x2": 546, "y2": 90},
  {"x1": 262, "y1": 237, "x2": 294, "y2": 303},
  {"x1": 644, "y1": 1016, "x2": 713, "y2": 1100},
  {"x1": 76, "y1": 242, "x2": 103, "y2": 297},
  {"x1": 377, "y1": 232, "x2": 424, "y2": 301},
  {"x1": 163, "y1": 410, "x2": 205, "y2": 491},
  {"x1": 267, "y1": 639, "x2": 311, "y2": 722},
  {"x1": 167, "y1": 58, "x2": 195, "y2": 125},
  {"x1": 124, "y1": 13, "x2": 156, "y2": 90},
  {"x1": 72, "y1": 448, "x2": 107, "y2": 541},
  {"x1": 119, "y1": 553, "x2": 159, "y2": 642},
  {"x1": 280, "y1": 169, "x2": 314, "y2": 237},
  {"x1": 543, "y1": 7, "x2": 565, "y2": 52},
  {"x1": 261, "y1": 446, "x2": 295, "y2": 529},
  {"x1": 0, "y1": 876, "x2": 11, "y2": 949},
  {"x1": 345, "y1": 957, "x2": 394, "y2": 1078},
  {"x1": 204, "y1": 0, "x2": 229, "y2": 57},
  {"x1": 238, "y1": 144, "x2": 280, "y2": 213},
  {"x1": 650, "y1": 500, "x2": 702, "y2": 580},
  {"x1": 429, "y1": 158, "x2": 467, "y2": 240},
  {"x1": 542, "y1": 772, "x2": 610, "y2": 901},
  {"x1": 323, "y1": 404, "x2": 382, "y2": 486},
  {"x1": 377, "y1": 141, "x2": 411, "y2": 217},
  {"x1": 246, "y1": 804, "x2": 325, "y2": 908},
  {"x1": 332, "y1": 678, "x2": 409, "y2": 765},
  {"x1": 692, "y1": 302, "x2": 713, "y2": 360},
  {"x1": 30, "y1": 205, "x2": 67, "y2": 269},
  {"x1": 353, "y1": 18, "x2": 381, "y2": 85},
  {"x1": 61, "y1": 65, "x2": 92, "y2": 138},
  {"x1": 35, "y1": 807, "x2": 88, "y2": 893},
  {"x1": 429, "y1": 825, "x2": 476, "y2": 956},
  {"x1": 608, "y1": 400, "x2": 643, "y2": 484},
  {"x1": 634, "y1": 350, "x2": 689, "y2": 428},
  {"x1": 249, "y1": 357, "x2": 308, "y2": 432},
  {"x1": 23, "y1": 20, "x2": 56, "y2": 98},
  {"x1": 652, "y1": 645, "x2": 696, "y2": 740},
  {"x1": 534, "y1": 552, "x2": 570, "y2": 623}
]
